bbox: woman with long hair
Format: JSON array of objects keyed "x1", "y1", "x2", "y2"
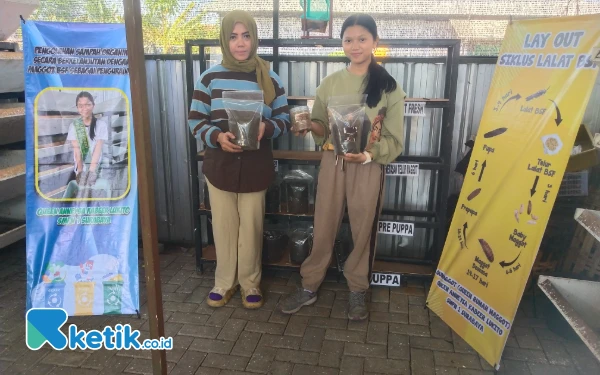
[
  {"x1": 63, "y1": 91, "x2": 110, "y2": 199},
  {"x1": 279, "y1": 14, "x2": 406, "y2": 320}
]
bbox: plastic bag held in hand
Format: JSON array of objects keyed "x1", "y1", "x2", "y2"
[
  {"x1": 327, "y1": 94, "x2": 368, "y2": 155},
  {"x1": 222, "y1": 90, "x2": 264, "y2": 151},
  {"x1": 290, "y1": 106, "x2": 311, "y2": 132}
]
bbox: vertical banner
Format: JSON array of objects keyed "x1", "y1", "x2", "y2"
[
  {"x1": 426, "y1": 15, "x2": 600, "y2": 368},
  {"x1": 23, "y1": 21, "x2": 139, "y2": 316}
]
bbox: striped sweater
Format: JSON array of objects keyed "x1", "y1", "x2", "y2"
[
  {"x1": 188, "y1": 65, "x2": 291, "y2": 193},
  {"x1": 188, "y1": 65, "x2": 290, "y2": 148}
]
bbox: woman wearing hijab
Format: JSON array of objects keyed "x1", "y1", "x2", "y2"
[{"x1": 188, "y1": 10, "x2": 291, "y2": 309}]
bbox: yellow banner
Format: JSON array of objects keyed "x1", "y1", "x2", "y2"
[{"x1": 426, "y1": 14, "x2": 600, "y2": 368}]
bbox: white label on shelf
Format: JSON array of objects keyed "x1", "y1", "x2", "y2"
[
  {"x1": 386, "y1": 163, "x2": 419, "y2": 177},
  {"x1": 592, "y1": 47, "x2": 600, "y2": 64},
  {"x1": 371, "y1": 272, "x2": 401, "y2": 287},
  {"x1": 404, "y1": 102, "x2": 426, "y2": 117},
  {"x1": 274, "y1": 160, "x2": 279, "y2": 172},
  {"x1": 378, "y1": 221, "x2": 414, "y2": 236}
]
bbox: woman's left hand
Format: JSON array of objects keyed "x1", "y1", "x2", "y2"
[
  {"x1": 343, "y1": 152, "x2": 367, "y2": 163},
  {"x1": 258, "y1": 121, "x2": 266, "y2": 141},
  {"x1": 87, "y1": 171, "x2": 98, "y2": 186}
]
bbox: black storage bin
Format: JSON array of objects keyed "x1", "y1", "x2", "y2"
[
  {"x1": 289, "y1": 231, "x2": 313, "y2": 265},
  {"x1": 262, "y1": 230, "x2": 288, "y2": 263}
]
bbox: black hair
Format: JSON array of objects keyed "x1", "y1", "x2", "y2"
[
  {"x1": 75, "y1": 91, "x2": 97, "y2": 140},
  {"x1": 340, "y1": 14, "x2": 397, "y2": 108}
]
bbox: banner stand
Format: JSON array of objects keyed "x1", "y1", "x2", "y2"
[{"x1": 426, "y1": 14, "x2": 600, "y2": 369}]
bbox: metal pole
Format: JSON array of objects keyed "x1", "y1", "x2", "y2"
[
  {"x1": 273, "y1": 0, "x2": 280, "y2": 74},
  {"x1": 273, "y1": 0, "x2": 279, "y2": 40},
  {"x1": 328, "y1": 0, "x2": 333, "y2": 39},
  {"x1": 303, "y1": 0, "x2": 308, "y2": 39},
  {"x1": 186, "y1": 42, "x2": 204, "y2": 273},
  {"x1": 185, "y1": 41, "x2": 194, "y2": 108},
  {"x1": 122, "y1": 0, "x2": 167, "y2": 374},
  {"x1": 434, "y1": 41, "x2": 460, "y2": 264}
]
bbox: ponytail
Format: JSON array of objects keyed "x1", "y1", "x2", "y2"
[
  {"x1": 90, "y1": 116, "x2": 97, "y2": 141},
  {"x1": 364, "y1": 55, "x2": 397, "y2": 108}
]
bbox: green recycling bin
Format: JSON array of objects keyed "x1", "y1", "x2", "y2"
[{"x1": 103, "y1": 280, "x2": 124, "y2": 314}]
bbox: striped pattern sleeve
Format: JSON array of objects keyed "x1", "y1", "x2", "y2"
[
  {"x1": 188, "y1": 74, "x2": 221, "y2": 148},
  {"x1": 263, "y1": 71, "x2": 291, "y2": 139}
]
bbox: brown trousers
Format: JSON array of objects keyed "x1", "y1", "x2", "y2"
[
  {"x1": 301, "y1": 151, "x2": 385, "y2": 292},
  {"x1": 206, "y1": 179, "x2": 266, "y2": 291}
]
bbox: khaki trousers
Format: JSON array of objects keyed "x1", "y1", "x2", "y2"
[
  {"x1": 206, "y1": 179, "x2": 266, "y2": 291},
  {"x1": 300, "y1": 152, "x2": 385, "y2": 292}
]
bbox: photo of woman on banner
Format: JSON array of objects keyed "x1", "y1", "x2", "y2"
[
  {"x1": 42, "y1": 91, "x2": 122, "y2": 286},
  {"x1": 62, "y1": 91, "x2": 111, "y2": 199}
]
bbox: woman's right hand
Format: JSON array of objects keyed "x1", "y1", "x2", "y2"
[
  {"x1": 217, "y1": 132, "x2": 242, "y2": 153},
  {"x1": 293, "y1": 122, "x2": 312, "y2": 137}
]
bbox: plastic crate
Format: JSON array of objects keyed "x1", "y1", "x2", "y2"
[{"x1": 558, "y1": 171, "x2": 588, "y2": 197}]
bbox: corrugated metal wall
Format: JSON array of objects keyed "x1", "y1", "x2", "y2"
[
  {"x1": 145, "y1": 58, "x2": 600, "y2": 253},
  {"x1": 145, "y1": 60, "x2": 196, "y2": 243}
]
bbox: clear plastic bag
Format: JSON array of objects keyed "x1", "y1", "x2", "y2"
[
  {"x1": 265, "y1": 176, "x2": 281, "y2": 213},
  {"x1": 283, "y1": 170, "x2": 314, "y2": 214},
  {"x1": 222, "y1": 90, "x2": 264, "y2": 150},
  {"x1": 327, "y1": 94, "x2": 367, "y2": 155},
  {"x1": 290, "y1": 106, "x2": 311, "y2": 132}
]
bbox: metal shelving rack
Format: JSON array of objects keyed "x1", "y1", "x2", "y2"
[
  {"x1": 0, "y1": 42, "x2": 26, "y2": 249},
  {"x1": 185, "y1": 38, "x2": 460, "y2": 278}
]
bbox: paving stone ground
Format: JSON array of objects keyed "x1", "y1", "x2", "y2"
[{"x1": 1, "y1": 242, "x2": 599, "y2": 374}]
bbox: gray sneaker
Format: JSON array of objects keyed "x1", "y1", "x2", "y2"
[
  {"x1": 278, "y1": 288, "x2": 317, "y2": 314},
  {"x1": 348, "y1": 291, "x2": 369, "y2": 320}
]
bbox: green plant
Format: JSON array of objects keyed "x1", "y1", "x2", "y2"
[{"x1": 30, "y1": 0, "x2": 218, "y2": 53}]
